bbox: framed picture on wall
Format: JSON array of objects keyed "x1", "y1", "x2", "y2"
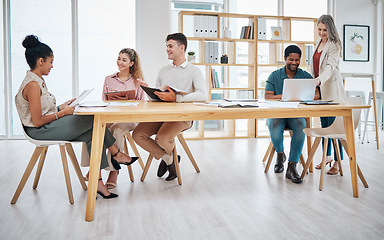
[{"x1": 343, "y1": 24, "x2": 370, "y2": 62}]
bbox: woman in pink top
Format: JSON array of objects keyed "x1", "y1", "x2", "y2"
[
  {"x1": 103, "y1": 48, "x2": 147, "y2": 188},
  {"x1": 84, "y1": 48, "x2": 147, "y2": 188}
]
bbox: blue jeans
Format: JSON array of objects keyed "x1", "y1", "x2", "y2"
[
  {"x1": 320, "y1": 116, "x2": 343, "y2": 161},
  {"x1": 267, "y1": 118, "x2": 306, "y2": 163}
]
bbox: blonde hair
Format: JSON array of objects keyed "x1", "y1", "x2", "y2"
[
  {"x1": 317, "y1": 14, "x2": 342, "y2": 56},
  {"x1": 119, "y1": 48, "x2": 144, "y2": 84}
]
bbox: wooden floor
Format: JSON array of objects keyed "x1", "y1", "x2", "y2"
[{"x1": 1, "y1": 134, "x2": 383, "y2": 240}]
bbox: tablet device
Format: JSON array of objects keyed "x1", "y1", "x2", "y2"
[
  {"x1": 69, "y1": 88, "x2": 94, "y2": 106},
  {"x1": 104, "y1": 90, "x2": 135, "y2": 100},
  {"x1": 281, "y1": 79, "x2": 316, "y2": 102}
]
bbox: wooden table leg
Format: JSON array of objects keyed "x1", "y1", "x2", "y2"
[
  {"x1": 343, "y1": 112, "x2": 359, "y2": 198},
  {"x1": 371, "y1": 80, "x2": 380, "y2": 149},
  {"x1": 306, "y1": 117, "x2": 313, "y2": 172},
  {"x1": 85, "y1": 115, "x2": 106, "y2": 222}
]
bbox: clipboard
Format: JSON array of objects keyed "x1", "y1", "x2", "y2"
[{"x1": 104, "y1": 90, "x2": 135, "y2": 100}]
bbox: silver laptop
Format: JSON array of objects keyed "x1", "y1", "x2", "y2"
[{"x1": 281, "y1": 79, "x2": 316, "y2": 101}]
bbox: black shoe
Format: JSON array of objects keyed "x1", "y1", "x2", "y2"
[
  {"x1": 274, "y1": 152, "x2": 286, "y2": 173},
  {"x1": 286, "y1": 162, "x2": 303, "y2": 184},
  {"x1": 111, "y1": 149, "x2": 139, "y2": 170},
  {"x1": 97, "y1": 191, "x2": 119, "y2": 199},
  {"x1": 157, "y1": 160, "x2": 167, "y2": 178},
  {"x1": 165, "y1": 155, "x2": 181, "y2": 181},
  {"x1": 97, "y1": 178, "x2": 119, "y2": 199}
]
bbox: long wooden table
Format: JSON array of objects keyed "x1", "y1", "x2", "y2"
[{"x1": 75, "y1": 101, "x2": 370, "y2": 222}]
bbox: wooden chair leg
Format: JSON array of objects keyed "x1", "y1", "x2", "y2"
[
  {"x1": 333, "y1": 140, "x2": 343, "y2": 176},
  {"x1": 173, "y1": 147, "x2": 182, "y2": 185},
  {"x1": 123, "y1": 140, "x2": 134, "y2": 182},
  {"x1": 59, "y1": 144, "x2": 74, "y2": 204},
  {"x1": 340, "y1": 139, "x2": 368, "y2": 187},
  {"x1": 64, "y1": 143, "x2": 87, "y2": 190},
  {"x1": 11, "y1": 147, "x2": 44, "y2": 204},
  {"x1": 301, "y1": 137, "x2": 321, "y2": 179},
  {"x1": 140, "y1": 154, "x2": 153, "y2": 181},
  {"x1": 357, "y1": 164, "x2": 369, "y2": 188},
  {"x1": 262, "y1": 141, "x2": 274, "y2": 163},
  {"x1": 319, "y1": 138, "x2": 329, "y2": 191},
  {"x1": 33, "y1": 146, "x2": 48, "y2": 189},
  {"x1": 264, "y1": 145, "x2": 275, "y2": 173},
  {"x1": 177, "y1": 134, "x2": 200, "y2": 173},
  {"x1": 126, "y1": 132, "x2": 144, "y2": 170},
  {"x1": 299, "y1": 153, "x2": 306, "y2": 169}
]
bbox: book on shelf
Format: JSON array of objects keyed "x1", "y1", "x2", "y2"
[
  {"x1": 240, "y1": 24, "x2": 254, "y2": 39},
  {"x1": 211, "y1": 69, "x2": 220, "y2": 88},
  {"x1": 240, "y1": 26, "x2": 247, "y2": 39}
]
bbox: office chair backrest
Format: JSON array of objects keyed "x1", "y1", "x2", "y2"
[{"x1": 321, "y1": 97, "x2": 363, "y2": 135}]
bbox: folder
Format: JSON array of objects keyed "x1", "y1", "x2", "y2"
[
  {"x1": 205, "y1": 41, "x2": 210, "y2": 63},
  {"x1": 258, "y1": 17, "x2": 266, "y2": 40}
]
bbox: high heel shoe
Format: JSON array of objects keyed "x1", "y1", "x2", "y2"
[
  {"x1": 97, "y1": 178, "x2": 118, "y2": 199},
  {"x1": 315, "y1": 159, "x2": 333, "y2": 170},
  {"x1": 110, "y1": 149, "x2": 139, "y2": 170}
]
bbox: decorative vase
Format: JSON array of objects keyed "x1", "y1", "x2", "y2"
[
  {"x1": 224, "y1": 27, "x2": 231, "y2": 38},
  {"x1": 188, "y1": 55, "x2": 196, "y2": 62}
]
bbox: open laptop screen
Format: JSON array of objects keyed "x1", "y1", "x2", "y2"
[{"x1": 281, "y1": 79, "x2": 316, "y2": 101}]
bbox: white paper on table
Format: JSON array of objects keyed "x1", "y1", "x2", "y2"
[
  {"x1": 258, "y1": 101, "x2": 299, "y2": 108},
  {"x1": 108, "y1": 102, "x2": 139, "y2": 107}
]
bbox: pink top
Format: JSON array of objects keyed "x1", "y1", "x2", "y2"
[
  {"x1": 313, "y1": 49, "x2": 322, "y2": 78},
  {"x1": 102, "y1": 72, "x2": 146, "y2": 100}
]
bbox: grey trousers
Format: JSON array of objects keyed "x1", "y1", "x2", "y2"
[{"x1": 25, "y1": 115, "x2": 115, "y2": 169}]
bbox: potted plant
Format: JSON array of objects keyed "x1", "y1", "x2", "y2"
[{"x1": 187, "y1": 51, "x2": 196, "y2": 62}]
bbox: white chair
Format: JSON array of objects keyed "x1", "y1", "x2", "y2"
[
  {"x1": 346, "y1": 90, "x2": 366, "y2": 138},
  {"x1": 140, "y1": 133, "x2": 200, "y2": 185},
  {"x1": 362, "y1": 91, "x2": 384, "y2": 143},
  {"x1": 300, "y1": 97, "x2": 369, "y2": 191},
  {"x1": 11, "y1": 126, "x2": 87, "y2": 204}
]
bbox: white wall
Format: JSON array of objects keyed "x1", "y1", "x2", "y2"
[
  {"x1": 137, "y1": 0, "x2": 171, "y2": 86},
  {"x1": 335, "y1": 0, "x2": 383, "y2": 92}
]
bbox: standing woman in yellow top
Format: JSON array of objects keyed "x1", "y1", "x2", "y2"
[{"x1": 311, "y1": 14, "x2": 347, "y2": 175}]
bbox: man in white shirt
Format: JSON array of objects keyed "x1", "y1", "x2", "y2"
[{"x1": 133, "y1": 33, "x2": 207, "y2": 181}]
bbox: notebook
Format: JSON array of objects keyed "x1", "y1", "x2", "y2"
[{"x1": 281, "y1": 79, "x2": 316, "y2": 102}]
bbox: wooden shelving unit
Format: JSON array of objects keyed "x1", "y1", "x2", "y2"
[{"x1": 179, "y1": 11, "x2": 318, "y2": 140}]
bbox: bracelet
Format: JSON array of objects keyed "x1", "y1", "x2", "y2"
[
  {"x1": 57, "y1": 106, "x2": 60, "y2": 111},
  {"x1": 54, "y1": 113, "x2": 58, "y2": 120}
]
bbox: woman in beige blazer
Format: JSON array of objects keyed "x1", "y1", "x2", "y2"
[{"x1": 311, "y1": 14, "x2": 347, "y2": 175}]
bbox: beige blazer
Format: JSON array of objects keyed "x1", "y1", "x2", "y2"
[{"x1": 311, "y1": 39, "x2": 347, "y2": 102}]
